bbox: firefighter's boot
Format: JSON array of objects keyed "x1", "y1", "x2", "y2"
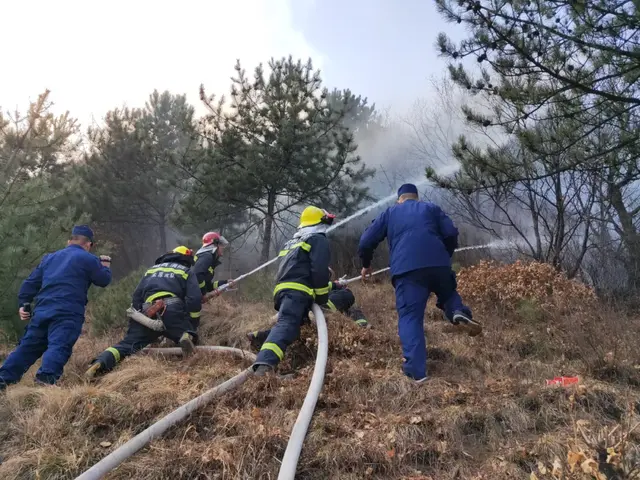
[{"x1": 179, "y1": 333, "x2": 196, "y2": 356}]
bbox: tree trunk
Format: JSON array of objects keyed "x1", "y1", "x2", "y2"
[
  {"x1": 159, "y1": 216, "x2": 167, "y2": 253},
  {"x1": 260, "y1": 191, "x2": 276, "y2": 262},
  {"x1": 609, "y1": 182, "x2": 640, "y2": 289},
  {"x1": 551, "y1": 172, "x2": 565, "y2": 270}
]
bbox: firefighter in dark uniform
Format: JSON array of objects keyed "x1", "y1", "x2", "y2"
[
  {"x1": 192, "y1": 232, "x2": 234, "y2": 327},
  {"x1": 252, "y1": 206, "x2": 334, "y2": 376},
  {"x1": 247, "y1": 268, "x2": 369, "y2": 351},
  {"x1": 324, "y1": 267, "x2": 369, "y2": 327},
  {"x1": 85, "y1": 246, "x2": 202, "y2": 378}
]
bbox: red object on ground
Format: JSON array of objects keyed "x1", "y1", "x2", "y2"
[{"x1": 545, "y1": 376, "x2": 579, "y2": 386}]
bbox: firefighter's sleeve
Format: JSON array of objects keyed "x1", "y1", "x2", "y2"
[
  {"x1": 358, "y1": 209, "x2": 389, "y2": 268},
  {"x1": 89, "y1": 254, "x2": 112, "y2": 287},
  {"x1": 193, "y1": 256, "x2": 212, "y2": 293},
  {"x1": 309, "y1": 235, "x2": 331, "y2": 305},
  {"x1": 213, "y1": 279, "x2": 228, "y2": 289},
  {"x1": 18, "y1": 256, "x2": 46, "y2": 305},
  {"x1": 185, "y1": 272, "x2": 203, "y2": 321},
  {"x1": 131, "y1": 274, "x2": 146, "y2": 311},
  {"x1": 436, "y1": 205, "x2": 459, "y2": 257}
]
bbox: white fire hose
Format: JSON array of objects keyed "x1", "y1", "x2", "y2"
[
  {"x1": 76, "y1": 306, "x2": 329, "y2": 480},
  {"x1": 74, "y1": 346, "x2": 256, "y2": 480}
]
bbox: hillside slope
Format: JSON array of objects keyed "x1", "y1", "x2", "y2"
[{"x1": 0, "y1": 262, "x2": 639, "y2": 479}]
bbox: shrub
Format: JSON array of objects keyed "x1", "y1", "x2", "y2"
[
  {"x1": 457, "y1": 260, "x2": 596, "y2": 315},
  {"x1": 86, "y1": 267, "x2": 145, "y2": 335}
]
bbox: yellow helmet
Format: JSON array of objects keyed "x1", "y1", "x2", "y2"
[
  {"x1": 299, "y1": 206, "x2": 336, "y2": 228},
  {"x1": 172, "y1": 245, "x2": 193, "y2": 256}
]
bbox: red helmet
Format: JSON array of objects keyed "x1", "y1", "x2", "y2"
[{"x1": 202, "y1": 231, "x2": 229, "y2": 247}]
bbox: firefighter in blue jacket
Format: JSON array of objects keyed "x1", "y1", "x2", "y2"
[
  {"x1": 85, "y1": 246, "x2": 201, "y2": 378},
  {"x1": 0, "y1": 225, "x2": 112, "y2": 389},
  {"x1": 358, "y1": 183, "x2": 481, "y2": 383},
  {"x1": 247, "y1": 268, "x2": 369, "y2": 351},
  {"x1": 252, "y1": 206, "x2": 334, "y2": 376}
]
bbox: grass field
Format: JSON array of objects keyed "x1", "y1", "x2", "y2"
[{"x1": 0, "y1": 262, "x2": 639, "y2": 479}]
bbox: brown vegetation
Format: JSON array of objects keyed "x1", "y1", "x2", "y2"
[{"x1": 1, "y1": 262, "x2": 639, "y2": 479}]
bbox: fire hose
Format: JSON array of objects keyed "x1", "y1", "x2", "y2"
[
  {"x1": 74, "y1": 346, "x2": 256, "y2": 480},
  {"x1": 277, "y1": 303, "x2": 328, "y2": 480},
  {"x1": 75, "y1": 306, "x2": 328, "y2": 480},
  {"x1": 128, "y1": 244, "x2": 494, "y2": 332}
]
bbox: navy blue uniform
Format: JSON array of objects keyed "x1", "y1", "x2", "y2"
[
  {"x1": 193, "y1": 246, "x2": 229, "y2": 300},
  {"x1": 0, "y1": 244, "x2": 111, "y2": 386},
  {"x1": 91, "y1": 252, "x2": 201, "y2": 372},
  {"x1": 358, "y1": 199, "x2": 472, "y2": 380},
  {"x1": 253, "y1": 229, "x2": 331, "y2": 370},
  {"x1": 249, "y1": 282, "x2": 368, "y2": 350}
]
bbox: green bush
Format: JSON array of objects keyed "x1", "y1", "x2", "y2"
[
  {"x1": 87, "y1": 267, "x2": 145, "y2": 335},
  {"x1": 516, "y1": 298, "x2": 545, "y2": 324},
  {"x1": 234, "y1": 271, "x2": 275, "y2": 304}
]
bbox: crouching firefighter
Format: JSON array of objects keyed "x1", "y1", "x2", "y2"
[
  {"x1": 85, "y1": 246, "x2": 202, "y2": 378},
  {"x1": 193, "y1": 232, "x2": 234, "y2": 313},
  {"x1": 251, "y1": 206, "x2": 334, "y2": 376},
  {"x1": 247, "y1": 268, "x2": 369, "y2": 351}
]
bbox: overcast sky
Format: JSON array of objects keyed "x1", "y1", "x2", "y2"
[{"x1": 0, "y1": 0, "x2": 453, "y2": 128}]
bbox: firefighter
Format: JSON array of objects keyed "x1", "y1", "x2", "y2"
[
  {"x1": 358, "y1": 183, "x2": 480, "y2": 383},
  {"x1": 192, "y1": 232, "x2": 234, "y2": 324},
  {"x1": 251, "y1": 206, "x2": 334, "y2": 376},
  {"x1": 325, "y1": 275, "x2": 369, "y2": 328},
  {"x1": 246, "y1": 268, "x2": 369, "y2": 351},
  {"x1": 85, "y1": 246, "x2": 201, "y2": 378},
  {"x1": 0, "y1": 226, "x2": 112, "y2": 389}
]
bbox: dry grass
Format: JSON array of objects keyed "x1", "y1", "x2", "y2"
[{"x1": 1, "y1": 262, "x2": 639, "y2": 479}]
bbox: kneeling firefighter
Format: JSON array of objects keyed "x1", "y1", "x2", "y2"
[
  {"x1": 251, "y1": 206, "x2": 334, "y2": 376},
  {"x1": 85, "y1": 246, "x2": 202, "y2": 378},
  {"x1": 247, "y1": 268, "x2": 369, "y2": 351}
]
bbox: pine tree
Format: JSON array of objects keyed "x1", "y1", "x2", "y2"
[
  {"x1": 83, "y1": 91, "x2": 201, "y2": 270},
  {"x1": 432, "y1": 0, "x2": 640, "y2": 288},
  {"x1": 193, "y1": 57, "x2": 374, "y2": 261},
  {"x1": 0, "y1": 91, "x2": 84, "y2": 341},
  {"x1": 434, "y1": 0, "x2": 640, "y2": 178}
]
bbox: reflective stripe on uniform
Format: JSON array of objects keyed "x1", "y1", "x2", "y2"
[
  {"x1": 273, "y1": 282, "x2": 314, "y2": 297},
  {"x1": 314, "y1": 285, "x2": 330, "y2": 295},
  {"x1": 106, "y1": 347, "x2": 121, "y2": 363},
  {"x1": 189, "y1": 311, "x2": 201, "y2": 319},
  {"x1": 208, "y1": 267, "x2": 214, "y2": 274},
  {"x1": 199, "y1": 281, "x2": 206, "y2": 288},
  {"x1": 278, "y1": 241, "x2": 312, "y2": 257},
  {"x1": 145, "y1": 267, "x2": 188, "y2": 280},
  {"x1": 145, "y1": 291, "x2": 177, "y2": 303},
  {"x1": 261, "y1": 342, "x2": 284, "y2": 360},
  {"x1": 213, "y1": 280, "x2": 219, "y2": 289},
  {"x1": 326, "y1": 300, "x2": 337, "y2": 312},
  {"x1": 355, "y1": 319, "x2": 368, "y2": 325}
]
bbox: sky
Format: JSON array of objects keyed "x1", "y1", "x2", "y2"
[{"x1": 0, "y1": 0, "x2": 453, "y2": 128}]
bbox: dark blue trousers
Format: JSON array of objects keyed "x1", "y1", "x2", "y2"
[
  {"x1": 254, "y1": 291, "x2": 312, "y2": 368},
  {"x1": 92, "y1": 305, "x2": 197, "y2": 372},
  {"x1": 393, "y1": 267, "x2": 472, "y2": 380},
  {"x1": 0, "y1": 313, "x2": 84, "y2": 386}
]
